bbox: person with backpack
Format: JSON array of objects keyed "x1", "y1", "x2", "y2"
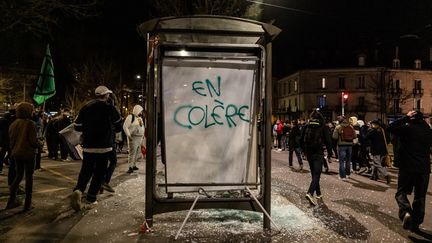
[
  {"x1": 300, "y1": 110, "x2": 333, "y2": 206},
  {"x1": 332, "y1": 115, "x2": 356, "y2": 180},
  {"x1": 123, "y1": 104, "x2": 145, "y2": 173}
]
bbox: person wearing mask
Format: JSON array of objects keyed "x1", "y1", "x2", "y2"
[
  {"x1": 6, "y1": 102, "x2": 41, "y2": 211},
  {"x1": 300, "y1": 110, "x2": 333, "y2": 206},
  {"x1": 365, "y1": 119, "x2": 391, "y2": 184},
  {"x1": 123, "y1": 104, "x2": 145, "y2": 173},
  {"x1": 70, "y1": 85, "x2": 122, "y2": 211},
  {"x1": 387, "y1": 111, "x2": 432, "y2": 232}
]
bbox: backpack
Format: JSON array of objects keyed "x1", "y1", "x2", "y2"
[
  {"x1": 303, "y1": 121, "x2": 323, "y2": 151},
  {"x1": 341, "y1": 125, "x2": 355, "y2": 142}
]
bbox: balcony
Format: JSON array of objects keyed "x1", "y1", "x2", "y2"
[
  {"x1": 387, "y1": 87, "x2": 402, "y2": 96},
  {"x1": 412, "y1": 88, "x2": 424, "y2": 96}
]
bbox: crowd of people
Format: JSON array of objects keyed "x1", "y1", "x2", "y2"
[
  {"x1": 0, "y1": 85, "x2": 147, "y2": 212},
  {"x1": 274, "y1": 109, "x2": 432, "y2": 232}
]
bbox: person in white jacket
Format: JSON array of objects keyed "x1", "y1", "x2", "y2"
[{"x1": 123, "y1": 105, "x2": 145, "y2": 173}]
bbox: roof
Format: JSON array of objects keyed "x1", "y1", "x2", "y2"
[{"x1": 138, "y1": 15, "x2": 281, "y2": 45}]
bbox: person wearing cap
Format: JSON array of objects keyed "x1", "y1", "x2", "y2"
[
  {"x1": 365, "y1": 119, "x2": 390, "y2": 184},
  {"x1": 387, "y1": 110, "x2": 432, "y2": 232},
  {"x1": 70, "y1": 85, "x2": 122, "y2": 211}
]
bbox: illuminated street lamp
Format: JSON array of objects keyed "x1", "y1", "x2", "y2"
[{"x1": 341, "y1": 92, "x2": 348, "y2": 116}]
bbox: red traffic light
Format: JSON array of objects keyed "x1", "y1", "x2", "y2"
[{"x1": 343, "y1": 94, "x2": 348, "y2": 99}]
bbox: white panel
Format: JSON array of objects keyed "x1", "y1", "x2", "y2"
[{"x1": 162, "y1": 58, "x2": 258, "y2": 192}]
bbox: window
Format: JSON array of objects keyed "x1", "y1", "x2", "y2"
[
  {"x1": 339, "y1": 77, "x2": 345, "y2": 89},
  {"x1": 288, "y1": 100, "x2": 291, "y2": 109},
  {"x1": 321, "y1": 77, "x2": 326, "y2": 89},
  {"x1": 288, "y1": 80, "x2": 291, "y2": 94},
  {"x1": 318, "y1": 95, "x2": 327, "y2": 108},
  {"x1": 294, "y1": 81, "x2": 298, "y2": 92},
  {"x1": 358, "y1": 96, "x2": 365, "y2": 106},
  {"x1": 415, "y1": 79, "x2": 422, "y2": 90},
  {"x1": 358, "y1": 76, "x2": 365, "y2": 89},
  {"x1": 394, "y1": 99, "x2": 400, "y2": 113},
  {"x1": 395, "y1": 79, "x2": 400, "y2": 89},
  {"x1": 416, "y1": 99, "x2": 421, "y2": 110}
]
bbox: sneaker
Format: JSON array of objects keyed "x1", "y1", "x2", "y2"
[
  {"x1": 70, "y1": 190, "x2": 83, "y2": 212},
  {"x1": 346, "y1": 175, "x2": 350, "y2": 179},
  {"x1": 324, "y1": 167, "x2": 329, "y2": 173},
  {"x1": 127, "y1": 168, "x2": 134, "y2": 173},
  {"x1": 402, "y1": 212, "x2": 412, "y2": 230},
  {"x1": 305, "y1": 193, "x2": 317, "y2": 206},
  {"x1": 101, "y1": 183, "x2": 115, "y2": 193},
  {"x1": 132, "y1": 166, "x2": 139, "y2": 170},
  {"x1": 82, "y1": 200, "x2": 98, "y2": 210},
  {"x1": 316, "y1": 194, "x2": 323, "y2": 200}
]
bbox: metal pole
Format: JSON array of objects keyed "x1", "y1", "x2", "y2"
[
  {"x1": 174, "y1": 195, "x2": 200, "y2": 240},
  {"x1": 341, "y1": 92, "x2": 344, "y2": 116},
  {"x1": 245, "y1": 187, "x2": 281, "y2": 231}
]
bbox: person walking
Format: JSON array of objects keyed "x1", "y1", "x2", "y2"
[
  {"x1": 387, "y1": 110, "x2": 432, "y2": 232},
  {"x1": 288, "y1": 120, "x2": 303, "y2": 170},
  {"x1": 70, "y1": 85, "x2": 122, "y2": 211},
  {"x1": 123, "y1": 104, "x2": 145, "y2": 173},
  {"x1": 6, "y1": 102, "x2": 41, "y2": 211},
  {"x1": 365, "y1": 119, "x2": 391, "y2": 184},
  {"x1": 332, "y1": 116, "x2": 356, "y2": 180},
  {"x1": 300, "y1": 110, "x2": 333, "y2": 206}
]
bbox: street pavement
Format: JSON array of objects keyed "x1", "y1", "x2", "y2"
[{"x1": 0, "y1": 149, "x2": 432, "y2": 242}]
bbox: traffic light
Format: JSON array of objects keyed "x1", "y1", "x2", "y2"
[{"x1": 342, "y1": 92, "x2": 349, "y2": 105}]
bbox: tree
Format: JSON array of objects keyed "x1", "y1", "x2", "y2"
[
  {"x1": 67, "y1": 55, "x2": 121, "y2": 113},
  {"x1": 151, "y1": 0, "x2": 262, "y2": 20},
  {"x1": 0, "y1": 0, "x2": 100, "y2": 37}
]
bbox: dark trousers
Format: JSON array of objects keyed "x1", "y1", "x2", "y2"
[
  {"x1": 35, "y1": 147, "x2": 42, "y2": 169},
  {"x1": 351, "y1": 144, "x2": 360, "y2": 171},
  {"x1": 8, "y1": 157, "x2": 35, "y2": 208},
  {"x1": 288, "y1": 147, "x2": 303, "y2": 166},
  {"x1": 7, "y1": 157, "x2": 16, "y2": 186},
  {"x1": 395, "y1": 172, "x2": 429, "y2": 227},
  {"x1": 0, "y1": 148, "x2": 6, "y2": 171},
  {"x1": 306, "y1": 153, "x2": 323, "y2": 196},
  {"x1": 74, "y1": 152, "x2": 109, "y2": 202},
  {"x1": 59, "y1": 139, "x2": 69, "y2": 160},
  {"x1": 104, "y1": 146, "x2": 117, "y2": 184}
]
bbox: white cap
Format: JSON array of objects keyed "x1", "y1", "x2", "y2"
[{"x1": 95, "y1": 85, "x2": 112, "y2": 96}]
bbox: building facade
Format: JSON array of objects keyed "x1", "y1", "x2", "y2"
[{"x1": 274, "y1": 67, "x2": 432, "y2": 124}]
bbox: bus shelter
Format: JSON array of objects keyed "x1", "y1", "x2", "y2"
[{"x1": 138, "y1": 15, "x2": 281, "y2": 232}]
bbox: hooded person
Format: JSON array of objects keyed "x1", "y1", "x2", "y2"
[
  {"x1": 332, "y1": 115, "x2": 357, "y2": 180},
  {"x1": 6, "y1": 102, "x2": 41, "y2": 211},
  {"x1": 123, "y1": 104, "x2": 145, "y2": 173}
]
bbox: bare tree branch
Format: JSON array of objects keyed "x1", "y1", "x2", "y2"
[{"x1": 0, "y1": 0, "x2": 100, "y2": 37}]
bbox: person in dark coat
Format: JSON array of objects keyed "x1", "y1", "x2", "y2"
[
  {"x1": 288, "y1": 120, "x2": 303, "y2": 170},
  {"x1": 0, "y1": 107, "x2": 16, "y2": 174},
  {"x1": 300, "y1": 110, "x2": 333, "y2": 206},
  {"x1": 70, "y1": 86, "x2": 122, "y2": 211},
  {"x1": 387, "y1": 110, "x2": 432, "y2": 232},
  {"x1": 365, "y1": 119, "x2": 390, "y2": 184}
]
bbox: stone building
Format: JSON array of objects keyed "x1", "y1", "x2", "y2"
[{"x1": 274, "y1": 66, "x2": 432, "y2": 124}]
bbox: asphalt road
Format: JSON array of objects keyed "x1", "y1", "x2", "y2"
[{"x1": 0, "y1": 149, "x2": 431, "y2": 242}]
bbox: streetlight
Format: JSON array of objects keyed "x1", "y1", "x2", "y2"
[{"x1": 341, "y1": 92, "x2": 348, "y2": 116}]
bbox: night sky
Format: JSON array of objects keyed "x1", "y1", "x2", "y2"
[{"x1": 3, "y1": 1, "x2": 432, "y2": 92}]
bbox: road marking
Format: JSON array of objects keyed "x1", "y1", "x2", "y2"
[
  {"x1": 42, "y1": 167, "x2": 76, "y2": 183},
  {"x1": 0, "y1": 187, "x2": 70, "y2": 199}
]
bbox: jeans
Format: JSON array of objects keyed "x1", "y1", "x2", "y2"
[
  {"x1": 395, "y1": 172, "x2": 429, "y2": 227},
  {"x1": 306, "y1": 153, "x2": 323, "y2": 196},
  {"x1": 288, "y1": 147, "x2": 303, "y2": 166},
  {"x1": 74, "y1": 152, "x2": 109, "y2": 202},
  {"x1": 338, "y1": 146, "x2": 352, "y2": 178}
]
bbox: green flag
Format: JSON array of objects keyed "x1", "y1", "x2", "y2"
[{"x1": 33, "y1": 44, "x2": 56, "y2": 105}]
